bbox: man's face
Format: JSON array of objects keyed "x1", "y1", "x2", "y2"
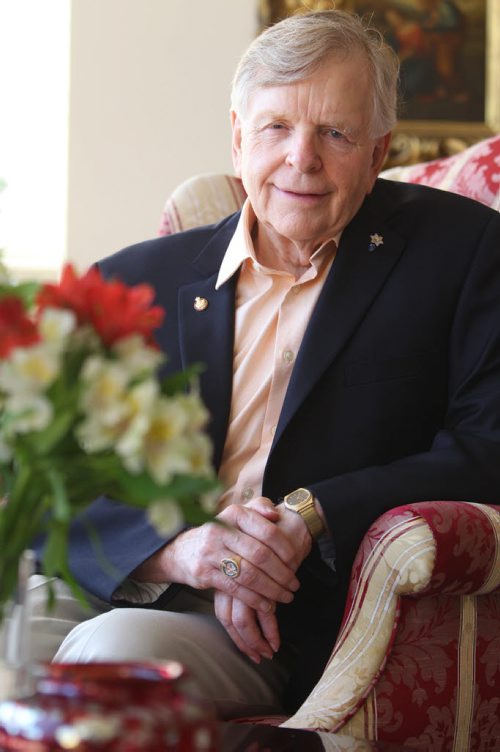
[{"x1": 231, "y1": 54, "x2": 391, "y2": 258}]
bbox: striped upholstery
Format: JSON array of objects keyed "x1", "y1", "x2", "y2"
[
  {"x1": 282, "y1": 502, "x2": 500, "y2": 751},
  {"x1": 158, "y1": 174, "x2": 246, "y2": 236}
]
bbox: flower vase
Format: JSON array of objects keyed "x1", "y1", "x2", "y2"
[{"x1": 0, "y1": 550, "x2": 36, "y2": 702}]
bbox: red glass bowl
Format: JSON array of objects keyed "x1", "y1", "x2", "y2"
[{"x1": 0, "y1": 661, "x2": 217, "y2": 750}]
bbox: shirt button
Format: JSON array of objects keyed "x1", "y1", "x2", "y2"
[
  {"x1": 242, "y1": 487, "x2": 254, "y2": 501},
  {"x1": 283, "y1": 349, "x2": 295, "y2": 364}
]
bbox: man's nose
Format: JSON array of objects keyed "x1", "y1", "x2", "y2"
[{"x1": 285, "y1": 133, "x2": 322, "y2": 173}]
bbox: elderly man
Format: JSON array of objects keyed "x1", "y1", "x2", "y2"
[{"x1": 41, "y1": 9, "x2": 500, "y2": 718}]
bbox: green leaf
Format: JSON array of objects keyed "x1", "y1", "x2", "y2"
[
  {"x1": 0, "y1": 281, "x2": 40, "y2": 308},
  {"x1": 42, "y1": 523, "x2": 90, "y2": 611},
  {"x1": 45, "y1": 468, "x2": 71, "y2": 523},
  {"x1": 160, "y1": 364, "x2": 205, "y2": 396},
  {"x1": 29, "y1": 409, "x2": 76, "y2": 455}
]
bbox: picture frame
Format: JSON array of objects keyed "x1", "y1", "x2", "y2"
[{"x1": 258, "y1": 1, "x2": 500, "y2": 166}]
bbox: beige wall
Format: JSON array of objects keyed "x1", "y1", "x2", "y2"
[{"x1": 67, "y1": 0, "x2": 257, "y2": 271}]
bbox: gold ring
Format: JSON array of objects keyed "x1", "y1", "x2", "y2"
[{"x1": 220, "y1": 556, "x2": 242, "y2": 578}]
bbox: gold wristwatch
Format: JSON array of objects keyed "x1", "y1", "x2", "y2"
[{"x1": 283, "y1": 488, "x2": 325, "y2": 539}]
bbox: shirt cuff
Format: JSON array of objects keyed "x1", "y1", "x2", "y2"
[{"x1": 112, "y1": 579, "x2": 171, "y2": 604}]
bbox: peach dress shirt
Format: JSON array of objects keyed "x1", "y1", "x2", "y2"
[{"x1": 216, "y1": 200, "x2": 337, "y2": 509}]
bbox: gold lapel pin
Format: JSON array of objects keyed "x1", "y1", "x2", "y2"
[{"x1": 194, "y1": 296, "x2": 209, "y2": 311}]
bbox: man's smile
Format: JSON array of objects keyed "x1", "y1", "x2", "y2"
[{"x1": 275, "y1": 186, "x2": 330, "y2": 201}]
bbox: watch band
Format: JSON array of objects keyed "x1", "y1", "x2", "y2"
[{"x1": 283, "y1": 488, "x2": 325, "y2": 539}]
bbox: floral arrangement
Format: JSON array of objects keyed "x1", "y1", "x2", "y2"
[{"x1": 0, "y1": 262, "x2": 218, "y2": 620}]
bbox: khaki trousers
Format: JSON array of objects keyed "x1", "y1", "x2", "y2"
[{"x1": 6, "y1": 577, "x2": 289, "y2": 720}]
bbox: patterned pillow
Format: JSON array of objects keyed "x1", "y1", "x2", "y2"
[{"x1": 380, "y1": 134, "x2": 500, "y2": 211}]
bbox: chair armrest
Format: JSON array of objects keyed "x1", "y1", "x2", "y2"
[{"x1": 282, "y1": 501, "x2": 500, "y2": 733}]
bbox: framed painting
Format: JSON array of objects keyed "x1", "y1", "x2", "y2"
[{"x1": 258, "y1": 0, "x2": 500, "y2": 166}]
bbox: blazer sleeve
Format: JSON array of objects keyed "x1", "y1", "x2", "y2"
[{"x1": 64, "y1": 497, "x2": 174, "y2": 602}]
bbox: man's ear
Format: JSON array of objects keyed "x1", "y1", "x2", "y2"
[
  {"x1": 231, "y1": 110, "x2": 243, "y2": 177},
  {"x1": 372, "y1": 132, "x2": 392, "y2": 175},
  {"x1": 367, "y1": 132, "x2": 392, "y2": 191}
]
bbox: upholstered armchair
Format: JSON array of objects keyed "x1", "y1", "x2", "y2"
[
  {"x1": 282, "y1": 501, "x2": 500, "y2": 751},
  {"x1": 158, "y1": 135, "x2": 500, "y2": 751}
]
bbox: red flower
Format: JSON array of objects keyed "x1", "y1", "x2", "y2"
[
  {"x1": 36, "y1": 264, "x2": 165, "y2": 346},
  {"x1": 0, "y1": 296, "x2": 40, "y2": 357}
]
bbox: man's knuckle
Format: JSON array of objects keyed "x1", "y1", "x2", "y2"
[
  {"x1": 243, "y1": 566, "x2": 260, "y2": 588},
  {"x1": 251, "y1": 546, "x2": 269, "y2": 568},
  {"x1": 232, "y1": 615, "x2": 249, "y2": 631},
  {"x1": 225, "y1": 578, "x2": 239, "y2": 595}
]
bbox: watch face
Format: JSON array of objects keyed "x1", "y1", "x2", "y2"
[{"x1": 287, "y1": 488, "x2": 310, "y2": 507}]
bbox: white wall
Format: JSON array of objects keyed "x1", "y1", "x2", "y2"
[
  {"x1": 0, "y1": 1, "x2": 70, "y2": 279},
  {"x1": 67, "y1": 0, "x2": 257, "y2": 271}
]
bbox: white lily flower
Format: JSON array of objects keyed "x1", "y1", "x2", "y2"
[
  {"x1": 142, "y1": 436, "x2": 190, "y2": 485},
  {"x1": 144, "y1": 431, "x2": 212, "y2": 486},
  {"x1": 147, "y1": 499, "x2": 184, "y2": 536},
  {"x1": 5, "y1": 393, "x2": 53, "y2": 434},
  {"x1": 174, "y1": 392, "x2": 210, "y2": 432},
  {"x1": 79, "y1": 371, "x2": 159, "y2": 458},
  {"x1": 183, "y1": 432, "x2": 213, "y2": 475},
  {"x1": 80, "y1": 357, "x2": 129, "y2": 417},
  {"x1": 200, "y1": 488, "x2": 221, "y2": 514},
  {"x1": 113, "y1": 335, "x2": 164, "y2": 378},
  {"x1": 0, "y1": 344, "x2": 60, "y2": 395},
  {"x1": 39, "y1": 307, "x2": 77, "y2": 348},
  {"x1": 115, "y1": 380, "x2": 159, "y2": 457},
  {"x1": 131, "y1": 395, "x2": 200, "y2": 483}
]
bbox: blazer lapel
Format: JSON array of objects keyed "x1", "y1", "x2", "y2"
[
  {"x1": 178, "y1": 219, "x2": 239, "y2": 470},
  {"x1": 274, "y1": 199, "x2": 407, "y2": 443}
]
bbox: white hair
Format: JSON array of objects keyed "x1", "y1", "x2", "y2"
[{"x1": 231, "y1": 9, "x2": 399, "y2": 137}]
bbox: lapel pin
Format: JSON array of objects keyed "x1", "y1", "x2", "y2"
[
  {"x1": 194, "y1": 296, "x2": 209, "y2": 311},
  {"x1": 368, "y1": 233, "x2": 384, "y2": 252}
]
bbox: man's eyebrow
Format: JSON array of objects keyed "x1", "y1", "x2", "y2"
[{"x1": 252, "y1": 110, "x2": 288, "y2": 123}]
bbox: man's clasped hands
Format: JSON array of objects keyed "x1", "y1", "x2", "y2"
[{"x1": 132, "y1": 498, "x2": 312, "y2": 664}]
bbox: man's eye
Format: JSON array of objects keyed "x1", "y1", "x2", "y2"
[
  {"x1": 270, "y1": 123, "x2": 285, "y2": 130},
  {"x1": 328, "y1": 129, "x2": 346, "y2": 140}
]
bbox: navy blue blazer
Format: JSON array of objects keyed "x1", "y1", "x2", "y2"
[{"x1": 64, "y1": 178, "x2": 500, "y2": 709}]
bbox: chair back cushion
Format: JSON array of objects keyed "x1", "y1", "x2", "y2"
[
  {"x1": 158, "y1": 173, "x2": 246, "y2": 236},
  {"x1": 380, "y1": 134, "x2": 500, "y2": 211}
]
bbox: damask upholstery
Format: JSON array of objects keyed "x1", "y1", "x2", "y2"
[
  {"x1": 158, "y1": 136, "x2": 500, "y2": 750},
  {"x1": 380, "y1": 134, "x2": 500, "y2": 211},
  {"x1": 282, "y1": 501, "x2": 500, "y2": 751}
]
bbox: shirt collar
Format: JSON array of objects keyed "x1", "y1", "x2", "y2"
[{"x1": 216, "y1": 199, "x2": 340, "y2": 289}]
